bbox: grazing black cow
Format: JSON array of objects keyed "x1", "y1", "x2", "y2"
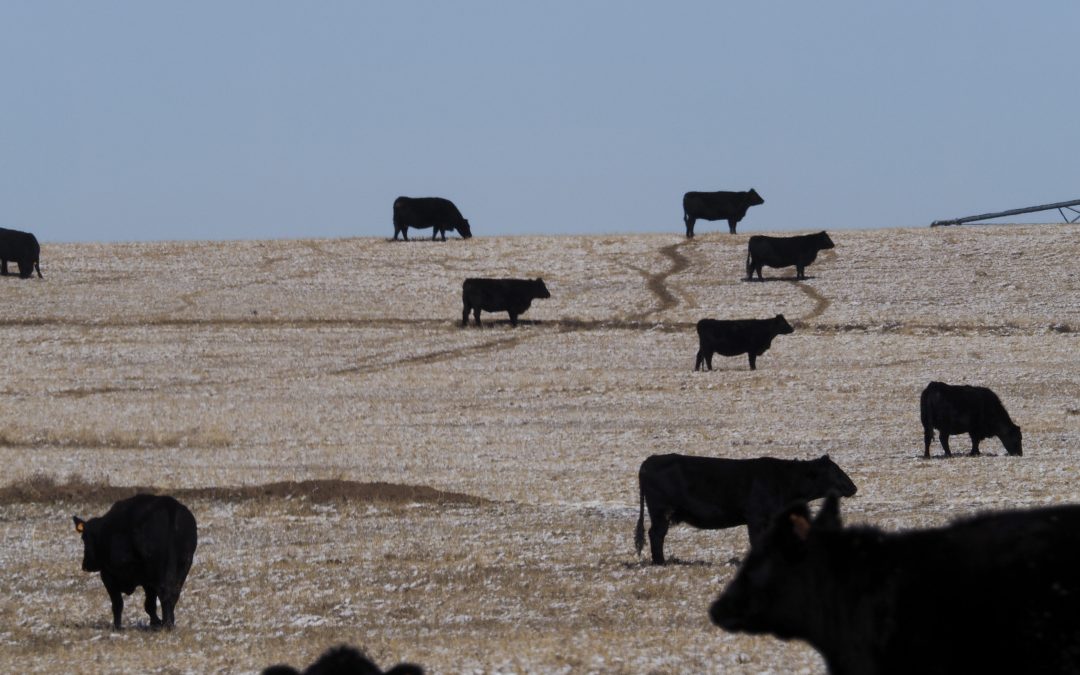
[
  {"x1": 710, "y1": 495, "x2": 1080, "y2": 675},
  {"x1": 920, "y1": 381, "x2": 1022, "y2": 457},
  {"x1": 392, "y1": 196, "x2": 473, "y2": 241},
  {"x1": 682, "y1": 188, "x2": 764, "y2": 237},
  {"x1": 263, "y1": 645, "x2": 424, "y2": 675},
  {"x1": 73, "y1": 494, "x2": 197, "y2": 630},
  {"x1": 461, "y1": 277, "x2": 550, "y2": 327},
  {"x1": 0, "y1": 227, "x2": 42, "y2": 278},
  {"x1": 746, "y1": 231, "x2": 834, "y2": 281},
  {"x1": 634, "y1": 453, "x2": 856, "y2": 565},
  {"x1": 694, "y1": 315, "x2": 794, "y2": 371}
]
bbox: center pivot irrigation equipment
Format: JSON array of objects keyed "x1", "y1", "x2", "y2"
[{"x1": 931, "y1": 199, "x2": 1080, "y2": 227}]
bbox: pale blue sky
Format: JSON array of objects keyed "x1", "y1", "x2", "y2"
[{"x1": 2, "y1": 2, "x2": 1077, "y2": 242}]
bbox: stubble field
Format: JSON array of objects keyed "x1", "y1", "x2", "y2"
[{"x1": 0, "y1": 224, "x2": 1077, "y2": 674}]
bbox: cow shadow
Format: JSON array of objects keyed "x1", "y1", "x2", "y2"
[
  {"x1": 918, "y1": 452, "x2": 1001, "y2": 461},
  {"x1": 740, "y1": 276, "x2": 816, "y2": 283},
  {"x1": 621, "y1": 557, "x2": 728, "y2": 570}
]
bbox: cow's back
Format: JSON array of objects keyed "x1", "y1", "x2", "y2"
[
  {"x1": 922, "y1": 381, "x2": 1005, "y2": 434},
  {"x1": 110, "y1": 495, "x2": 197, "y2": 585},
  {"x1": 394, "y1": 196, "x2": 463, "y2": 226}
]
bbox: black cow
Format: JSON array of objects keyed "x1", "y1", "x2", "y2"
[
  {"x1": 0, "y1": 227, "x2": 42, "y2": 278},
  {"x1": 695, "y1": 314, "x2": 794, "y2": 371},
  {"x1": 635, "y1": 453, "x2": 856, "y2": 565},
  {"x1": 921, "y1": 381, "x2": 1022, "y2": 457},
  {"x1": 392, "y1": 196, "x2": 473, "y2": 241},
  {"x1": 711, "y1": 495, "x2": 1080, "y2": 675},
  {"x1": 746, "y1": 231, "x2": 834, "y2": 281},
  {"x1": 263, "y1": 645, "x2": 424, "y2": 675},
  {"x1": 461, "y1": 277, "x2": 550, "y2": 327},
  {"x1": 682, "y1": 188, "x2": 764, "y2": 237},
  {"x1": 73, "y1": 494, "x2": 197, "y2": 630}
]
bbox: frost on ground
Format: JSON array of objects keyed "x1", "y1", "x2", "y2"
[{"x1": 0, "y1": 225, "x2": 1077, "y2": 673}]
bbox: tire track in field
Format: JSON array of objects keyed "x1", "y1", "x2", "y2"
[{"x1": 331, "y1": 333, "x2": 531, "y2": 376}]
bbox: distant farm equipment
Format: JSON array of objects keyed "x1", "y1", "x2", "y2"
[{"x1": 931, "y1": 199, "x2": 1080, "y2": 227}]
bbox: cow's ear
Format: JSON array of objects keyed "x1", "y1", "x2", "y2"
[
  {"x1": 73, "y1": 516, "x2": 85, "y2": 533},
  {"x1": 814, "y1": 493, "x2": 843, "y2": 530}
]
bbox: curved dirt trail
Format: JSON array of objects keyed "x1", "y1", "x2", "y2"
[
  {"x1": 625, "y1": 241, "x2": 692, "y2": 321},
  {"x1": 793, "y1": 282, "x2": 831, "y2": 322}
]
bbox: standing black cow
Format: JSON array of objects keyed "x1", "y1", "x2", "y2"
[
  {"x1": 73, "y1": 494, "x2": 198, "y2": 630},
  {"x1": 711, "y1": 495, "x2": 1080, "y2": 675},
  {"x1": 695, "y1": 315, "x2": 794, "y2": 371},
  {"x1": 461, "y1": 277, "x2": 550, "y2": 327},
  {"x1": 920, "y1": 381, "x2": 1022, "y2": 457},
  {"x1": 392, "y1": 196, "x2": 473, "y2": 241},
  {"x1": 746, "y1": 231, "x2": 834, "y2": 281},
  {"x1": 263, "y1": 645, "x2": 424, "y2": 675},
  {"x1": 0, "y1": 227, "x2": 43, "y2": 278},
  {"x1": 682, "y1": 188, "x2": 764, "y2": 237},
  {"x1": 635, "y1": 453, "x2": 857, "y2": 565}
]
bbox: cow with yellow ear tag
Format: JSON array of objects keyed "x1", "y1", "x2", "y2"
[{"x1": 73, "y1": 494, "x2": 197, "y2": 630}]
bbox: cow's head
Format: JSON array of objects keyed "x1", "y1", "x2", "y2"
[
  {"x1": 746, "y1": 189, "x2": 765, "y2": 206},
  {"x1": 710, "y1": 495, "x2": 843, "y2": 638},
  {"x1": 457, "y1": 220, "x2": 473, "y2": 239},
  {"x1": 72, "y1": 516, "x2": 102, "y2": 572},
  {"x1": 1001, "y1": 423, "x2": 1022, "y2": 456},
  {"x1": 816, "y1": 232, "x2": 835, "y2": 250},
  {"x1": 774, "y1": 314, "x2": 795, "y2": 335},
  {"x1": 533, "y1": 278, "x2": 551, "y2": 299},
  {"x1": 817, "y1": 455, "x2": 858, "y2": 497}
]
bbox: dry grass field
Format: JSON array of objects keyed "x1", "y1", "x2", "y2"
[{"x1": 0, "y1": 224, "x2": 1077, "y2": 674}]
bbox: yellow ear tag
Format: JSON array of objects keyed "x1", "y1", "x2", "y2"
[{"x1": 75, "y1": 521, "x2": 84, "y2": 533}]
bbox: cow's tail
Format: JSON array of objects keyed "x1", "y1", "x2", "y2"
[
  {"x1": 34, "y1": 260, "x2": 42, "y2": 279},
  {"x1": 745, "y1": 249, "x2": 753, "y2": 280},
  {"x1": 634, "y1": 478, "x2": 646, "y2": 556}
]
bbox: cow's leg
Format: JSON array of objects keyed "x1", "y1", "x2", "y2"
[
  {"x1": 755, "y1": 265, "x2": 764, "y2": 281},
  {"x1": 694, "y1": 350, "x2": 706, "y2": 371},
  {"x1": 728, "y1": 218, "x2": 737, "y2": 234},
  {"x1": 647, "y1": 512, "x2": 669, "y2": 565},
  {"x1": 705, "y1": 352, "x2": 713, "y2": 370},
  {"x1": 969, "y1": 435, "x2": 981, "y2": 456},
  {"x1": 144, "y1": 590, "x2": 162, "y2": 627},
  {"x1": 508, "y1": 312, "x2": 518, "y2": 327},
  {"x1": 473, "y1": 308, "x2": 482, "y2": 327},
  {"x1": 923, "y1": 426, "x2": 934, "y2": 458},
  {"x1": 685, "y1": 217, "x2": 695, "y2": 238},
  {"x1": 940, "y1": 434, "x2": 952, "y2": 457},
  {"x1": 108, "y1": 589, "x2": 124, "y2": 630},
  {"x1": 748, "y1": 353, "x2": 757, "y2": 370},
  {"x1": 0, "y1": 260, "x2": 7, "y2": 275},
  {"x1": 796, "y1": 264, "x2": 806, "y2": 280},
  {"x1": 462, "y1": 303, "x2": 471, "y2": 327},
  {"x1": 440, "y1": 228, "x2": 447, "y2": 242},
  {"x1": 160, "y1": 592, "x2": 177, "y2": 628}
]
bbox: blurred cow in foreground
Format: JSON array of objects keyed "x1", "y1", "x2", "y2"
[
  {"x1": 635, "y1": 453, "x2": 856, "y2": 564},
  {"x1": 263, "y1": 645, "x2": 424, "y2": 675},
  {"x1": 73, "y1": 494, "x2": 197, "y2": 630},
  {"x1": 711, "y1": 495, "x2": 1080, "y2": 674},
  {"x1": 920, "y1": 381, "x2": 1022, "y2": 457}
]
